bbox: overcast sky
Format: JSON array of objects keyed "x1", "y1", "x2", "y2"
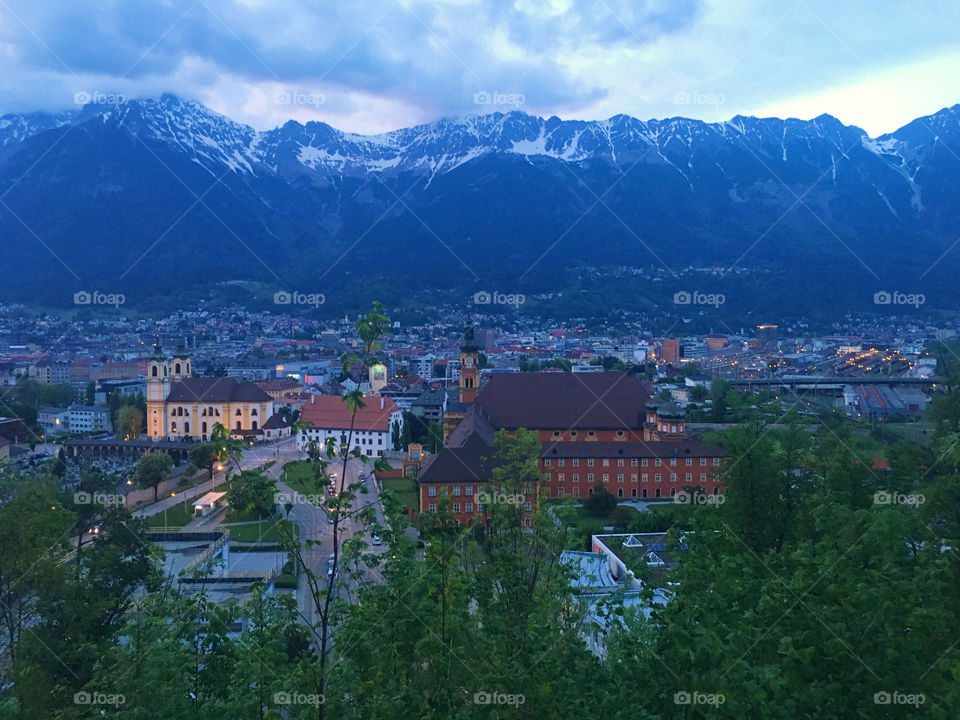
[{"x1": 1, "y1": 0, "x2": 957, "y2": 135}]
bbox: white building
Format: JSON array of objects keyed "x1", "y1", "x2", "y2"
[
  {"x1": 297, "y1": 394, "x2": 403, "y2": 457},
  {"x1": 66, "y1": 404, "x2": 112, "y2": 434}
]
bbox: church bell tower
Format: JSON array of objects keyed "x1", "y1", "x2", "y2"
[{"x1": 459, "y1": 321, "x2": 480, "y2": 404}]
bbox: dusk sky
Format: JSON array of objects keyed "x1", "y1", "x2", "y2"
[{"x1": 1, "y1": 0, "x2": 958, "y2": 135}]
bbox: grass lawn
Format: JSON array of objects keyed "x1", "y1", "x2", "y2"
[
  {"x1": 380, "y1": 476, "x2": 418, "y2": 509},
  {"x1": 223, "y1": 518, "x2": 288, "y2": 543},
  {"x1": 145, "y1": 502, "x2": 195, "y2": 529},
  {"x1": 554, "y1": 505, "x2": 641, "y2": 536},
  {"x1": 281, "y1": 460, "x2": 328, "y2": 496}
]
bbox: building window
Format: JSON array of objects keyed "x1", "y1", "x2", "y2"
[
  {"x1": 544, "y1": 458, "x2": 551, "y2": 467},
  {"x1": 602, "y1": 474, "x2": 609, "y2": 482},
  {"x1": 572, "y1": 459, "x2": 579, "y2": 467},
  {"x1": 655, "y1": 473, "x2": 661, "y2": 482},
  {"x1": 642, "y1": 489, "x2": 647, "y2": 498},
  {"x1": 453, "y1": 486, "x2": 460, "y2": 496},
  {"x1": 670, "y1": 473, "x2": 677, "y2": 482},
  {"x1": 631, "y1": 458, "x2": 638, "y2": 466},
  {"x1": 670, "y1": 488, "x2": 676, "y2": 497},
  {"x1": 701, "y1": 458, "x2": 707, "y2": 466},
  {"x1": 573, "y1": 487, "x2": 580, "y2": 498},
  {"x1": 685, "y1": 458, "x2": 692, "y2": 466},
  {"x1": 466, "y1": 503, "x2": 473, "y2": 512},
  {"x1": 587, "y1": 474, "x2": 594, "y2": 482},
  {"x1": 631, "y1": 474, "x2": 637, "y2": 482},
  {"x1": 686, "y1": 473, "x2": 692, "y2": 482},
  {"x1": 642, "y1": 474, "x2": 648, "y2": 482},
  {"x1": 617, "y1": 488, "x2": 623, "y2": 497},
  {"x1": 617, "y1": 474, "x2": 624, "y2": 482},
  {"x1": 670, "y1": 458, "x2": 677, "y2": 466},
  {"x1": 700, "y1": 474, "x2": 707, "y2": 482},
  {"x1": 429, "y1": 503, "x2": 437, "y2": 512},
  {"x1": 588, "y1": 459, "x2": 594, "y2": 467},
  {"x1": 572, "y1": 474, "x2": 579, "y2": 482},
  {"x1": 655, "y1": 489, "x2": 661, "y2": 498},
  {"x1": 617, "y1": 458, "x2": 624, "y2": 467},
  {"x1": 453, "y1": 504, "x2": 460, "y2": 513},
  {"x1": 465, "y1": 486, "x2": 473, "y2": 496},
  {"x1": 558, "y1": 473, "x2": 565, "y2": 482},
  {"x1": 642, "y1": 458, "x2": 648, "y2": 466},
  {"x1": 713, "y1": 458, "x2": 720, "y2": 465},
  {"x1": 602, "y1": 458, "x2": 609, "y2": 467},
  {"x1": 429, "y1": 486, "x2": 436, "y2": 497}
]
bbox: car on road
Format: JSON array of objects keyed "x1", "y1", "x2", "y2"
[
  {"x1": 371, "y1": 533, "x2": 382, "y2": 546},
  {"x1": 327, "y1": 554, "x2": 335, "y2": 577}
]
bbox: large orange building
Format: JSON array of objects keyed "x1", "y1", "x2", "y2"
[{"x1": 418, "y1": 356, "x2": 726, "y2": 526}]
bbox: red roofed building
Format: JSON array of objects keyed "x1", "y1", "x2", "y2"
[
  {"x1": 297, "y1": 394, "x2": 403, "y2": 457},
  {"x1": 419, "y1": 363, "x2": 726, "y2": 527}
]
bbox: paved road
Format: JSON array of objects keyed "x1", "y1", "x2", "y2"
[{"x1": 131, "y1": 472, "x2": 226, "y2": 518}]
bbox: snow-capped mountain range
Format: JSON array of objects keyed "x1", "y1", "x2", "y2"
[
  {"x1": 1, "y1": 93, "x2": 947, "y2": 186},
  {"x1": 2, "y1": 93, "x2": 959, "y2": 316}
]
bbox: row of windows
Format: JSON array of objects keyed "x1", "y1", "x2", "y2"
[
  {"x1": 304, "y1": 428, "x2": 385, "y2": 437},
  {"x1": 543, "y1": 457, "x2": 720, "y2": 467},
  {"x1": 426, "y1": 502, "x2": 533, "y2": 514},
  {"x1": 169, "y1": 420, "x2": 259, "y2": 433},
  {"x1": 553, "y1": 486, "x2": 720, "y2": 499},
  {"x1": 426, "y1": 484, "x2": 533, "y2": 497},
  {"x1": 547, "y1": 472, "x2": 718, "y2": 483},
  {"x1": 170, "y1": 407, "x2": 256, "y2": 417}
]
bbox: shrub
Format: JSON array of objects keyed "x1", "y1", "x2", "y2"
[{"x1": 582, "y1": 487, "x2": 617, "y2": 517}]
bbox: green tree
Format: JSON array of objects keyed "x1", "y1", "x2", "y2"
[
  {"x1": 132, "y1": 451, "x2": 173, "y2": 501},
  {"x1": 0, "y1": 480, "x2": 73, "y2": 666},
  {"x1": 12, "y1": 507, "x2": 159, "y2": 718},
  {"x1": 326, "y1": 428, "x2": 601, "y2": 718},
  {"x1": 391, "y1": 418, "x2": 402, "y2": 451},
  {"x1": 227, "y1": 469, "x2": 277, "y2": 517},
  {"x1": 710, "y1": 378, "x2": 732, "y2": 422},
  {"x1": 115, "y1": 404, "x2": 144, "y2": 439},
  {"x1": 583, "y1": 485, "x2": 618, "y2": 517},
  {"x1": 425, "y1": 420, "x2": 443, "y2": 453}
]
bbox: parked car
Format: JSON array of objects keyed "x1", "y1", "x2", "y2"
[
  {"x1": 371, "y1": 533, "x2": 382, "y2": 546},
  {"x1": 326, "y1": 554, "x2": 335, "y2": 577}
]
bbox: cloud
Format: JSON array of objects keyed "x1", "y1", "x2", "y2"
[{"x1": 0, "y1": 0, "x2": 958, "y2": 134}]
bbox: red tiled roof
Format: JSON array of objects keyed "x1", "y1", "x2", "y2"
[
  {"x1": 475, "y1": 372, "x2": 650, "y2": 430},
  {"x1": 300, "y1": 394, "x2": 399, "y2": 432}
]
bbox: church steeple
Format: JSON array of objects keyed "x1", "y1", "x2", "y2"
[{"x1": 459, "y1": 321, "x2": 480, "y2": 403}]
